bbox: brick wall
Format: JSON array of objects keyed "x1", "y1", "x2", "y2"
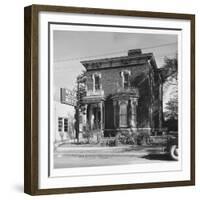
[
  {"x1": 84, "y1": 60, "x2": 162, "y2": 135},
  {"x1": 86, "y1": 64, "x2": 150, "y2": 97}
]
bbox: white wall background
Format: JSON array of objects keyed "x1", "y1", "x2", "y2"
[{"x1": 0, "y1": 0, "x2": 199, "y2": 199}]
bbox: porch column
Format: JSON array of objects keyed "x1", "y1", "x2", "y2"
[
  {"x1": 99, "y1": 101, "x2": 104, "y2": 130},
  {"x1": 84, "y1": 104, "x2": 88, "y2": 128},
  {"x1": 99, "y1": 101, "x2": 104, "y2": 139},
  {"x1": 89, "y1": 104, "x2": 93, "y2": 130}
]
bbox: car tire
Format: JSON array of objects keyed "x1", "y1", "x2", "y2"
[{"x1": 170, "y1": 145, "x2": 178, "y2": 160}]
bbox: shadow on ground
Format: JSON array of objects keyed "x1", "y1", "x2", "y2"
[{"x1": 142, "y1": 153, "x2": 173, "y2": 161}]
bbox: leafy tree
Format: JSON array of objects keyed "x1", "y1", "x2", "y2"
[
  {"x1": 164, "y1": 98, "x2": 178, "y2": 120},
  {"x1": 75, "y1": 71, "x2": 87, "y2": 142},
  {"x1": 162, "y1": 56, "x2": 178, "y2": 130},
  {"x1": 162, "y1": 56, "x2": 178, "y2": 81},
  {"x1": 162, "y1": 56, "x2": 178, "y2": 95},
  {"x1": 76, "y1": 70, "x2": 87, "y2": 112}
]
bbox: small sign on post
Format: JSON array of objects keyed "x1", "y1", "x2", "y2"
[{"x1": 60, "y1": 88, "x2": 77, "y2": 107}]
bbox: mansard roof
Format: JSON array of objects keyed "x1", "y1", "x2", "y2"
[{"x1": 80, "y1": 49, "x2": 158, "y2": 71}]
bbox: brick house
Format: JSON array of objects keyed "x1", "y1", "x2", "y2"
[{"x1": 80, "y1": 49, "x2": 163, "y2": 138}]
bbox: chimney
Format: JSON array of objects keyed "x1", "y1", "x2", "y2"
[{"x1": 128, "y1": 49, "x2": 142, "y2": 56}]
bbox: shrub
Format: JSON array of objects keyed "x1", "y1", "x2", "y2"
[
  {"x1": 82, "y1": 130, "x2": 93, "y2": 143},
  {"x1": 100, "y1": 137, "x2": 117, "y2": 146},
  {"x1": 118, "y1": 134, "x2": 136, "y2": 145},
  {"x1": 136, "y1": 132, "x2": 150, "y2": 145}
]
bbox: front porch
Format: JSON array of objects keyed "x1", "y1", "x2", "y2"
[{"x1": 82, "y1": 93, "x2": 105, "y2": 138}]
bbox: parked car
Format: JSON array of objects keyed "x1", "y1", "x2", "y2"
[
  {"x1": 148, "y1": 131, "x2": 178, "y2": 160},
  {"x1": 165, "y1": 132, "x2": 178, "y2": 160}
]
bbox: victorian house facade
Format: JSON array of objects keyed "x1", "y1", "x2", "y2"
[{"x1": 80, "y1": 49, "x2": 163, "y2": 137}]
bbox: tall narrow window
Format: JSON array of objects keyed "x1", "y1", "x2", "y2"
[
  {"x1": 64, "y1": 118, "x2": 68, "y2": 132},
  {"x1": 123, "y1": 72, "x2": 129, "y2": 89},
  {"x1": 119, "y1": 103, "x2": 128, "y2": 127},
  {"x1": 58, "y1": 117, "x2": 63, "y2": 132},
  {"x1": 94, "y1": 75, "x2": 100, "y2": 91},
  {"x1": 58, "y1": 117, "x2": 68, "y2": 132}
]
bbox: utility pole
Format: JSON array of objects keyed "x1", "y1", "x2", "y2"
[
  {"x1": 75, "y1": 71, "x2": 86, "y2": 143},
  {"x1": 75, "y1": 80, "x2": 80, "y2": 143}
]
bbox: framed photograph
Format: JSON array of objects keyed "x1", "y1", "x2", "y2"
[{"x1": 24, "y1": 5, "x2": 195, "y2": 195}]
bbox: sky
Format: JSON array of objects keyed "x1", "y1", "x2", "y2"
[
  {"x1": 53, "y1": 30, "x2": 178, "y2": 108},
  {"x1": 53, "y1": 30, "x2": 177, "y2": 91}
]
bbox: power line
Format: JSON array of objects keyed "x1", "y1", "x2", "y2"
[
  {"x1": 54, "y1": 51, "x2": 177, "y2": 70},
  {"x1": 54, "y1": 42, "x2": 177, "y2": 64}
]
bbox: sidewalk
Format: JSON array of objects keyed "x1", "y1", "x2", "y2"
[{"x1": 54, "y1": 144, "x2": 165, "y2": 157}]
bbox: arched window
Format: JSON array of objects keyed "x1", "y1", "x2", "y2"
[{"x1": 119, "y1": 102, "x2": 128, "y2": 127}]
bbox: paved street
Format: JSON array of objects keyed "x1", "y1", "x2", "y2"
[{"x1": 54, "y1": 144, "x2": 175, "y2": 168}]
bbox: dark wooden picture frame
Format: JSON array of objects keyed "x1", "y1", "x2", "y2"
[{"x1": 24, "y1": 4, "x2": 195, "y2": 195}]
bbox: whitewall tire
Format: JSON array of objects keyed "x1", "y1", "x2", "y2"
[{"x1": 170, "y1": 145, "x2": 178, "y2": 161}]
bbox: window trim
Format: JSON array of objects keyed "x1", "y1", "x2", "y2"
[
  {"x1": 58, "y1": 117, "x2": 68, "y2": 132},
  {"x1": 121, "y1": 70, "x2": 131, "y2": 89},
  {"x1": 92, "y1": 73, "x2": 102, "y2": 92},
  {"x1": 119, "y1": 101, "x2": 128, "y2": 127}
]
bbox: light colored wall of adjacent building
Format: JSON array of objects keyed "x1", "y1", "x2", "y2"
[
  {"x1": 54, "y1": 101, "x2": 75, "y2": 142},
  {"x1": 53, "y1": 86, "x2": 76, "y2": 142}
]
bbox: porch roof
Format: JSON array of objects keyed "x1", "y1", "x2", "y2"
[
  {"x1": 111, "y1": 88, "x2": 139, "y2": 101},
  {"x1": 82, "y1": 95, "x2": 105, "y2": 104}
]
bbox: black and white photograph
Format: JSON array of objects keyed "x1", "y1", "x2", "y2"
[
  {"x1": 24, "y1": 5, "x2": 195, "y2": 194},
  {"x1": 51, "y1": 27, "x2": 179, "y2": 169}
]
